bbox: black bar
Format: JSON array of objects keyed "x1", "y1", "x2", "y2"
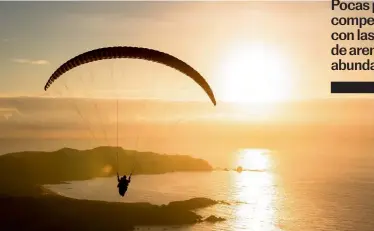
[{"x1": 331, "y1": 82, "x2": 374, "y2": 93}]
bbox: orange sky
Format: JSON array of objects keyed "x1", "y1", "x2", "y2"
[{"x1": 1, "y1": 1, "x2": 374, "y2": 104}]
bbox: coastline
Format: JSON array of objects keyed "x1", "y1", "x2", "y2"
[
  {"x1": 1, "y1": 188, "x2": 222, "y2": 231},
  {"x1": 0, "y1": 147, "x2": 225, "y2": 230}
]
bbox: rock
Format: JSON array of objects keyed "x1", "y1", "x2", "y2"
[
  {"x1": 167, "y1": 197, "x2": 217, "y2": 210},
  {"x1": 204, "y1": 215, "x2": 226, "y2": 222}
]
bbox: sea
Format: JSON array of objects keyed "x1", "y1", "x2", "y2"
[{"x1": 44, "y1": 148, "x2": 374, "y2": 231}]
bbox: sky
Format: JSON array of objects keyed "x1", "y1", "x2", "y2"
[
  {"x1": 1, "y1": 1, "x2": 374, "y2": 160},
  {"x1": 2, "y1": 1, "x2": 372, "y2": 102}
]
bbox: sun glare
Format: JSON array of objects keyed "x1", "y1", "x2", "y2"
[
  {"x1": 236, "y1": 149, "x2": 271, "y2": 171},
  {"x1": 218, "y1": 43, "x2": 292, "y2": 104}
]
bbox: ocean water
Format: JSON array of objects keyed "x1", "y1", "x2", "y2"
[{"x1": 45, "y1": 148, "x2": 374, "y2": 231}]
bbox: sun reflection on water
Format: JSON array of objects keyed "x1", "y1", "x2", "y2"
[{"x1": 231, "y1": 149, "x2": 282, "y2": 231}]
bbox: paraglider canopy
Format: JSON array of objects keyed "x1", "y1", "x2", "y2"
[{"x1": 43, "y1": 46, "x2": 216, "y2": 106}]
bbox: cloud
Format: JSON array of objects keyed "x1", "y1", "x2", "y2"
[
  {"x1": 2, "y1": 38, "x2": 9, "y2": 43},
  {"x1": 31, "y1": 60, "x2": 49, "y2": 65},
  {"x1": 11, "y1": 58, "x2": 49, "y2": 65},
  {"x1": 0, "y1": 107, "x2": 22, "y2": 121}
]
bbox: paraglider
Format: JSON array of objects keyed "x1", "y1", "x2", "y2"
[
  {"x1": 117, "y1": 173, "x2": 131, "y2": 197},
  {"x1": 44, "y1": 46, "x2": 217, "y2": 197},
  {"x1": 117, "y1": 163, "x2": 135, "y2": 197},
  {"x1": 43, "y1": 46, "x2": 216, "y2": 106}
]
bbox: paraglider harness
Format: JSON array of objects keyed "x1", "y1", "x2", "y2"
[{"x1": 117, "y1": 167, "x2": 134, "y2": 197}]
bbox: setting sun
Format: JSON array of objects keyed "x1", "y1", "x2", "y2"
[
  {"x1": 236, "y1": 149, "x2": 271, "y2": 171},
  {"x1": 218, "y1": 43, "x2": 292, "y2": 104}
]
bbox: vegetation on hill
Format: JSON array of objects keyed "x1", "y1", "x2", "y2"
[{"x1": 0, "y1": 146, "x2": 212, "y2": 192}]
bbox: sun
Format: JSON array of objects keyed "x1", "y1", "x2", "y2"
[{"x1": 218, "y1": 43, "x2": 292, "y2": 104}]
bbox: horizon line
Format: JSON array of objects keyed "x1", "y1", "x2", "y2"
[{"x1": 0, "y1": 95, "x2": 373, "y2": 103}]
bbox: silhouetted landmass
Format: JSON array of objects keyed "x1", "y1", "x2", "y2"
[
  {"x1": 204, "y1": 215, "x2": 226, "y2": 222},
  {"x1": 0, "y1": 194, "x2": 218, "y2": 231},
  {"x1": 0, "y1": 146, "x2": 212, "y2": 195},
  {"x1": 0, "y1": 147, "x2": 219, "y2": 230},
  {"x1": 168, "y1": 197, "x2": 217, "y2": 210}
]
